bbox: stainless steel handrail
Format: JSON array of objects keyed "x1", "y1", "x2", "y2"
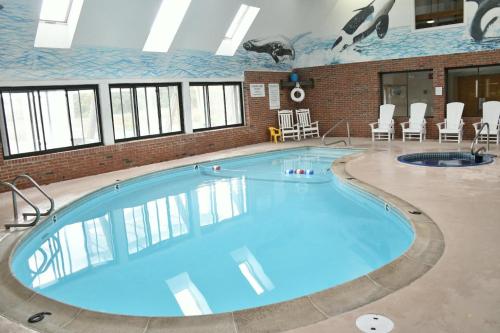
[
  {"x1": 1, "y1": 181, "x2": 41, "y2": 229},
  {"x1": 11, "y1": 174, "x2": 54, "y2": 221},
  {"x1": 322, "y1": 119, "x2": 351, "y2": 146},
  {"x1": 471, "y1": 123, "x2": 490, "y2": 156}
]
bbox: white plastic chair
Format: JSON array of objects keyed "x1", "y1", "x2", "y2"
[
  {"x1": 278, "y1": 110, "x2": 300, "y2": 141},
  {"x1": 473, "y1": 101, "x2": 500, "y2": 144},
  {"x1": 436, "y1": 102, "x2": 464, "y2": 143},
  {"x1": 296, "y1": 109, "x2": 319, "y2": 138},
  {"x1": 401, "y1": 103, "x2": 427, "y2": 142},
  {"x1": 370, "y1": 104, "x2": 395, "y2": 141}
]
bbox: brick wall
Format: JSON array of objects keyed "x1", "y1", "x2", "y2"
[
  {"x1": 292, "y1": 50, "x2": 500, "y2": 139},
  {"x1": 0, "y1": 71, "x2": 292, "y2": 188}
]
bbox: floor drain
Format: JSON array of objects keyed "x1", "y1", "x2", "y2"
[
  {"x1": 28, "y1": 312, "x2": 52, "y2": 323},
  {"x1": 356, "y1": 314, "x2": 394, "y2": 333},
  {"x1": 347, "y1": 177, "x2": 356, "y2": 180},
  {"x1": 409, "y1": 210, "x2": 422, "y2": 215}
]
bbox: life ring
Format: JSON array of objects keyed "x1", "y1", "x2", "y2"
[{"x1": 291, "y1": 84, "x2": 305, "y2": 103}]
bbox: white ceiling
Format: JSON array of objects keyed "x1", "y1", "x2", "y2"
[{"x1": 68, "y1": 0, "x2": 340, "y2": 51}]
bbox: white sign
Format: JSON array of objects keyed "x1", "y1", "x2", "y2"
[
  {"x1": 435, "y1": 87, "x2": 443, "y2": 96},
  {"x1": 268, "y1": 84, "x2": 281, "y2": 110},
  {"x1": 250, "y1": 84, "x2": 265, "y2": 97}
]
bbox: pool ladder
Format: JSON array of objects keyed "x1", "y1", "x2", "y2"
[
  {"x1": 322, "y1": 119, "x2": 351, "y2": 146},
  {"x1": 0, "y1": 174, "x2": 54, "y2": 230}
]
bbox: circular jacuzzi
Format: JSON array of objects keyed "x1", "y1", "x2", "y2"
[{"x1": 398, "y1": 152, "x2": 495, "y2": 167}]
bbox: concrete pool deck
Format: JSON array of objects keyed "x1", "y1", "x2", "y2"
[{"x1": 0, "y1": 138, "x2": 499, "y2": 332}]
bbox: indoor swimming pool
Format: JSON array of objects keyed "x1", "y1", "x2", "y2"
[{"x1": 11, "y1": 147, "x2": 414, "y2": 317}]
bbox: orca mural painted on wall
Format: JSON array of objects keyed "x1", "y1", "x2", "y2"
[
  {"x1": 467, "y1": 0, "x2": 500, "y2": 41},
  {"x1": 243, "y1": 33, "x2": 310, "y2": 63},
  {"x1": 331, "y1": 0, "x2": 395, "y2": 52}
]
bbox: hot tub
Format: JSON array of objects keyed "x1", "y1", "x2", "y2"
[{"x1": 398, "y1": 152, "x2": 495, "y2": 167}]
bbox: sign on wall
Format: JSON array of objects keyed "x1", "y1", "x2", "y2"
[
  {"x1": 268, "y1": 84, "x2": 281, "y2": 110},
  {"x1": 250, "y1": 84, "x2": 266, "y2": 97}
]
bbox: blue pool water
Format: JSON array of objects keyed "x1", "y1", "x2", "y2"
[{"x1": 11, "y1": 148, "x2": 414, "y2": 317}]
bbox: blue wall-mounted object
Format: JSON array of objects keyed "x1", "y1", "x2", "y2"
[{"x1": 290, "y1": 72, "x2": 299, "y2": 82}]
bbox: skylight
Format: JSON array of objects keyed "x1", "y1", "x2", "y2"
[
  {"x1": 216, "y1": 4, "x2": 260, "y2": 57},
  {"x1": 39, "y1": 0, "x2": 73, "y2": 23},
  {"x1": 34, "y1": 0, "x2": 84, "y2": 48},
  {"x1": 143, "y1": 0, "x2": 192, "y2": 53}
]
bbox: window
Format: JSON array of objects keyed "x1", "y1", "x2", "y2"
[
  {"x1": 110, "y1": 84, "x2": 183, "y2": 141},
  {"x1": 216, "y1": 4, "x2": 260, "y2": 56},
  {"x1": 39, "y1": 0, "x2": 73, "y2": 23},
  {"x1": 414, "y1": 0, "x2": 463, "y2": 29},
  {"x1": 35, "y1": 0, "x2": 84, "y2": 48},
  {"x1": 381, "y1": 71, "x2": 433, "y2": 117},
  {"x1": 0, "y1": 86, "x2": 101, "y2": 158},
  {"x1": 447, "y1": 65, "x2": 500, "y2": 117},
  {"x1": 143, "y1": 0, "x2": 192, "y2": 52},
  {"x1": 190, "y1": 83, "x2": 244, "y2": 131}
]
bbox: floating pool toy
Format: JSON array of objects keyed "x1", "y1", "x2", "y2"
[{"x1": 212, "y1": 165, "x2": 221, "y2": 171}]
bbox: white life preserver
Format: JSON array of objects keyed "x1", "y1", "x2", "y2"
[{"x1": 291, "y1": 83, "x2": 305, "y2": 102}]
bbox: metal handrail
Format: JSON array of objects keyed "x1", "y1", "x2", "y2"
[
  {"x1": 11, "y1": 174, "x2": 54, "y2": 221},
  {"x1": 322, "y1": 119, "x2": 351, "y2": 146},
  {"x1": 1, "y1": 181, "x2": 41, "y2": 229},
  {"x1": 471, "y1": 123, "x2": 490, "y2": 156}
]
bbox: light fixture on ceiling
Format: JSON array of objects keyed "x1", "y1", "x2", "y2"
[
  {"x1": 143, "y1": 0, "x2": 192, "y2": 53},
  {"x1": 34, "y1": 0, "x2": 84, "y2": 48},
  {"x1": 216, "y1": 4, "x2": 260, "y2": 57},
  {"x1": 426, "y1": 19, "x2": 435, "y2": 24}
]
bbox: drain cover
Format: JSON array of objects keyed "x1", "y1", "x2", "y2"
[{"x1": 356, "y1": 314, "x2": 394, "y2": 333}]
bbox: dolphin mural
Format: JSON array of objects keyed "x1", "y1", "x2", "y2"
[
  {"x1": 243, "y1": 33, "x2": 311, "y2": 63},
  {"x1": 331, "y1": 0, "x2": 395, "y2": 52},
  {"x1": 467, "y1": 0, "x2": 500, "y2": 41}
]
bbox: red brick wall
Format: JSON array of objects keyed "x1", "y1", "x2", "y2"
[
  {"x1": 0, "y1": 71, "x2": 292, "y2": 188},
  {"x1": 292, "y1": 50, "x2": 500, "y2": 139}
]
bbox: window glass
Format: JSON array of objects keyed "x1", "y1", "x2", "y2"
[
  {"x1": 189, "y1": 83, "x2": 244, "y2": 131},
  {"x1": 0, "y1": 86, "x2": 101, "y2": 158},
  {"x1": 190, "y1": 86, "x2": 208, "y2": 130},
  {"x1": 415, "y1": 0, "x2": 463, "y2": 29},
  {"x1": 225, "y1": 85, "x2": 242, "y2": 125},
  {"x1": 110, "y1": 84, "x2": 183, "y2": 141},
  {"x1": 40, "y1": 90, "x2": 72, "y2": 150},
  {"x1": 381, "y1": 71, "x2": 433, "y2": 117},
  {"x1": 159, "y1": 86, "x2": 182, "y2": 133},
  {"x1": 68, "y1": 89, "x2": 100, "y2": 145},
  {"x1": 447, "y1": 65, "x2": 500, "y2": 117},
  {"x1": 208, "y1": 85, "x2": 226, "y2": 127}
]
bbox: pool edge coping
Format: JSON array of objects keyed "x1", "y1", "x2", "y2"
[{"x1": 0, "y1": 147, "x2": 445, "y2": 333}]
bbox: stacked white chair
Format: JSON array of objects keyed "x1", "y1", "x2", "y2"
[
  {"x1": 473, "y1": 101, "x2": 500, "y2": 144},
  {"x1": 436, "y1": 102, "x2": 465, "y2": 143},
  {"x1": 401, "y1": 103, "x2": 427, "y2": 142},
  {"x1": 296, "y1": 109, "x2": 320, "y2": 139},
  {"x1": 369, "y1": 104, "x2": 395, "y2": 141},
  {"x1": 278, "y1": 110, "x2": 301, "y2": 141}
]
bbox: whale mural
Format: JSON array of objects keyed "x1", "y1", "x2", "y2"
[
  {"x1": 243, "y1": 33, "x2": 311, "y2": 63},
  {"x1": 467, "y1": 0, "x2": 500, "y2": 41},
  {"x1": 331, "y1": 0, "x2": 395, "y2": 52}
]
